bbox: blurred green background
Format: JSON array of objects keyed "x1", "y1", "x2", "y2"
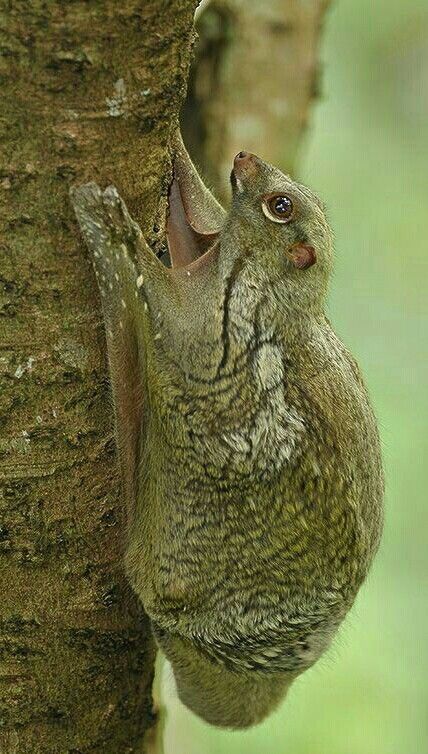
[{"x1": 164, "y1": 0, "x2": 428, "y2": 751}]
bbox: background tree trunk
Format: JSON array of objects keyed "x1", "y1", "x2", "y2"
[
  {"x1": 183, "y1": 0, "x2": 331, "y2": 200},
  {"x1": 0, "y1": 2, "x2": 197, "y2": 752}
]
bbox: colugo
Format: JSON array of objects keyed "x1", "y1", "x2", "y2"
[{"x1": 71, "y1": 134, "x2": 383, "y2": 729}]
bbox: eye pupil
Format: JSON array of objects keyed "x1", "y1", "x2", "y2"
[{"x1": 273, "y1": 196, "x2": 292, "y2": 215}]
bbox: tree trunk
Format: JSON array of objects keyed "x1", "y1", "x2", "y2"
[
  {"x1": 0, "y1": 2, "x2": 196, "y2": 752},
  {"x1": 183, "y1": 0, "x2": 331, "y2": 199}
]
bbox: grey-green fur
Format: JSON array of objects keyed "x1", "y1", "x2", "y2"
[{"x1": 70, "y1": 137, "x2": 383, "y2": 729}]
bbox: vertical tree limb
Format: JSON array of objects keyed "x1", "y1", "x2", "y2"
[
  {"x1": 183, "y1": 0, "x2": 331, "y2": 198},
  {"x1": 0, "y1": 2, "x2": 197, "y2": 752}
]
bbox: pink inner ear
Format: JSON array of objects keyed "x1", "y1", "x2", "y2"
[
  {"x1": 288, "y1": 244, "x2": 317, "y2": 270},
  {"x1": 167, "y1": 174, "x2": 219, "y2": 269}
]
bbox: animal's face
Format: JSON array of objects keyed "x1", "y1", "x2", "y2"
[{"x1": 225, "y1": 152, "x2": 333, "y2": 311}]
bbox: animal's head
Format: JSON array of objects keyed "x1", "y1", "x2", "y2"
[
  {"x1": 222, "y1": 151, "x2": 333, "y2": 312},
  {"x1": 168, "y1": 143, "x2": 333, "y2": 315}
]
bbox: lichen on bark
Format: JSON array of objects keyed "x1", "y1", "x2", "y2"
[{"x1": 0, "y1": 1, "x2": 197, "y2": 752}]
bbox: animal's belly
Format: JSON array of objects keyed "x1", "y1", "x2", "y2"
[
  {"x1": 196, "y1": 404, "x2": 305, "y2": 480},
  {"x1": 169, "y1": 381, "x2": 306, "y2": 486}
]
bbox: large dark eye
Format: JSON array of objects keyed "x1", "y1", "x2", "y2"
[
  {"x1": 262, "y1": 194, "x2": 294, "y2": 223},
  {"x1": 270, "y1": 196, "x2": 293, "y2": 217}
]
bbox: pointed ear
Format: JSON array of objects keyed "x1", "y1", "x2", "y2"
[
  {"x1": 286, "y1": 244, "x2": 317, "y2": 270},
  {"x1": 172, "y1": 131, "x2": 226, "y2": 234},
  {"x1": 70, "y1": 183, "x2": 149, "y2": 526}
]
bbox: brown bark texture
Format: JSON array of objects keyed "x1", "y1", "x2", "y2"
[
  {"x1": 183, "y1": 0, "x2": 331, "y2": 199},
  {"x1": 0, "y1": 2, "x2": 197, "y2": 753}
]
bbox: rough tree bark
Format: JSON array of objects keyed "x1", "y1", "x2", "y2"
[
  {"x1": 183, "y1": 0, "x2": 331, "y2": 199},
  {"x1": 0, "y1": 2, "x2": 197, "y2": 753}
]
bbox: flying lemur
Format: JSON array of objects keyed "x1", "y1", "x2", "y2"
[{"x1": 71, "y1": 134, "x2": 384, "y2": 729}]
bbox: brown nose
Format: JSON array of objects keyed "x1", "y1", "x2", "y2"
[
  {"x1": 234, "y1": 151, "x2": 252, "y2": 169},
  {"x1": 233, "y1": 151, "x2": 258, "y2": 181}
]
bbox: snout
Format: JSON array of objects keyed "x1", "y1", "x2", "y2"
[{"x1": 232, "y1": 151, "x2": 260, "y2": 181}]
